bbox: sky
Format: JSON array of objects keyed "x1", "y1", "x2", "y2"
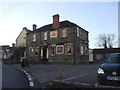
[{"x1": 0, "y1": 0, "x2": 119, "y2": 49}]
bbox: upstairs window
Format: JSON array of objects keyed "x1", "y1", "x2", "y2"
[
  {"x1": 60, "y1": 28, "x2": 67, "y2": 38},
  {"x1": 77, "y1": 27, "x2": 80, "y2": 37},
  {"x1": 62, "y1": 28, "x2": 67, "y2": 38},
  {"x1": 33, "y1": 34, "x2": 36, "y2": 42},
  {"x1": 43, "y1": 32, "x2": 47, "y2": 40}
]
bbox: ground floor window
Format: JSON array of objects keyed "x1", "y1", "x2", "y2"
[
  {"x1": 50, "y1": 45, "x2": 55, "y2": 56},
  {"x1": 80, "y1": 45, "x2": 84, "y2": 55},
  {"x1": 56, "y1": 45, "x2": 64, "y2": 54},
  {"x1": 65, "y1": 43, "x2": 73, "y2": 55},
  {"x1": 85, "y1": 46, "x2": 88, "y2": 55}
]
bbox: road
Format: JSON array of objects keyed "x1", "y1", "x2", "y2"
[
  {"x1": 2, "y1": 63, "x2": 30, "y2": 88},
  {"x1": 12, "y1": 64, "x2": 100, "y2": 88}
]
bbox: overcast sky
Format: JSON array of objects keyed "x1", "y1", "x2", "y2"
[{"x1": 0, "y1": 0, "x2": 119, "y2": 48}]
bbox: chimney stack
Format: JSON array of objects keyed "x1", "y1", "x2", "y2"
[
  {"x1": 23, "y1": 27, "x2": 27, "y2": 30},
  {"x1": 33, "y1": 24, "x2": 37, "y2": 30},
  {"x1": 52, "y1": 14, "x2": 60, "y2": 28}
]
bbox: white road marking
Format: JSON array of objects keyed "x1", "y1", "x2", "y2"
[
  {"x1": 28, "y1": 77, "x2": 32, "y2": 81},
  {"x1": 17, "y1": 68, "x2": 34, "y2": 87},
  {"x1": 94, "y1": 83, "x2": 98, "y2": 87},
  {"x1": 30, "y1": 81, "x2": 34, "y2": 87},
  {"x1": 63, "y1": 74, "x2": 87, "y2": 81},
  {"x1": 27, "y1": 74, "x2": 31, "y2": 78}
]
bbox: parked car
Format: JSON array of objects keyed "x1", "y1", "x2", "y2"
[{"x1": 97, "y1": 53, "x2": 120, "y2": 86}]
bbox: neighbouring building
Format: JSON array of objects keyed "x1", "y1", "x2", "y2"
[
  {"x1": 16, "y1": 27, "x2": 31, "y2": 62},
  {"x1": 26, "y1": 14, "x2": 89, "y2": 64},
  {"x1": 16, "y1": 27, "x2": 31, "y2": 47},
  {"x1": 0, "y1": 45, "x2": 12, "y2": 62},
  {"x1": 93, "y1": 48, "x2": 120, "y2": 63},
  {"x1": 89, "y1": 49, "x2": 93, "y2": 63}
]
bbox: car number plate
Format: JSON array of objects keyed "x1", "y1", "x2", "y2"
[{"x1": 107, "y1": 76, "x2": 120, "y2": 81}]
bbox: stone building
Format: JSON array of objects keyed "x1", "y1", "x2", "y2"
[{"x1": 26, "y1": 14, "x2": 89, "y2": 64}]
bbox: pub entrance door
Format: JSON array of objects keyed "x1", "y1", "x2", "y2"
[
  {"x1": 41, "y1": 45, "x2": 48, "y2": 63},
  {"x1": 43, "y1": 47, "x2": 47, "y2": 60}
]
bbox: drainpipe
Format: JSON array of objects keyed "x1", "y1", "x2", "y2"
[{"x1": 73, "y1": 27, "x2": 76, "y2": 64}]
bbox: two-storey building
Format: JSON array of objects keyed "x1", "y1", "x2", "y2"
[{"x1": 26, "y1": 14, "x2": 89, "y2": 64}]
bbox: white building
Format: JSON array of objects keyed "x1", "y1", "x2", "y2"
[{"x1": 16, "y1": 27, "x2": 31, "y2": 47}]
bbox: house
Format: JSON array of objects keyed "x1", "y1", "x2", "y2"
[
  {"x1": 16, "y1": 27, "x2": 31, "y2": 47},
  {"x1": 26, "y1": 14, "x2": 89, "y2": 64},
  {"x1": 0, "y1": 45, "x2": 12, "y2": 62},
  {"x1": 16, "y1": 27, "x2": 31, "y2": 62}
]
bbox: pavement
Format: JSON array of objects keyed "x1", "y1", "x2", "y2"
[{"x1": 11, "y1": 63, "x2": 100, "y2": 88}]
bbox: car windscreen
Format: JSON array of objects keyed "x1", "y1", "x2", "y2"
[{"x1": 105, "y1": 54, "x2": 120, "y2": 63}]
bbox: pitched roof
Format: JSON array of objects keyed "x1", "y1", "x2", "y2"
[
  {"x1": 28, "y1": 20, "x2": 88, "y2": 34},
  {"x1": 0, "y1": 45, "x2": 10, "y2": 50},
  {"x1": 16, "y1": 29, "x2": 31, "y2": 41},
  {"x1": 93, "y1": 48, "x2": 120, "y2": 54}
]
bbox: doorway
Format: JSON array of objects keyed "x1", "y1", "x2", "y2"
[{"x1": 43, "y1": 47, "x2": 47, "y2": 60}]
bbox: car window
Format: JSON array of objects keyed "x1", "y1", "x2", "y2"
[{"x1": 105, "y1": 54, "x2": 120, "y2": 63}]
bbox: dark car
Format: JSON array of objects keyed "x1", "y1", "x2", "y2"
[{"x1": 97, "y1": 53, "x2": 120, "y2": 86}]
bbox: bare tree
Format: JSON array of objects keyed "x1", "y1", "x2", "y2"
[{"x1": 96, "y1": 34, "x2": 115, "y2": 48}]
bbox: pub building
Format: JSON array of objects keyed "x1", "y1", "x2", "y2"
[{"x1": 26, "y1": 14, "x2": 89, "y2": 64}]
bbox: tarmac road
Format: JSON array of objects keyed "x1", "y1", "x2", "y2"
[{"x1": 2, "y1": 64, "x2": 30, "y2": 88}]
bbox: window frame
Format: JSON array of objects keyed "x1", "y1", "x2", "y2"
[
  {"x1": 50, "y1": 44, "x2": 56, "y2": 56},
  {"x1": 43, "y1": 32, "x2": 47, "y2": 40},
  {"x1": 80, "y1": 45, "x2": 84, "y2": 55},
  {"x1": 65, "y1": 43, "x2": 73, "y2": 55},
  {"x1": 77, "y1": 27, "x2": 80, "y2": 37},
  {"x1": 33, "y1": 34, "x2": 36, "y2": 42}
]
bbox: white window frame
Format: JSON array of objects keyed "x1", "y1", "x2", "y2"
[
  {"x1": 51, "y1": 44, "x2": 55, "y2": 56},
  {"x1": 80, "y1": 45, "x2": 84, "y2": 55},
  {"x1": 85, "y1": 46, "x2": 88, "y2": 55},
  {"x1": 33, "y1": 34, "x2": 36, "y2": 42},
  {"x1": 43, "y1": 32, "x2": 47, "y2": 40},
  {"x1": 77, "y1": 27, "x2": 80, "y2": 37},
  {"x1": 65, "y1": 43, "x2": 73, "y2": 55},
  {"x1": 62, "y1": 28, "x2": 67, "y2": 38}
]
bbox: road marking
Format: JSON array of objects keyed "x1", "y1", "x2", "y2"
[
  {"x1": 29, "y1": 81, "x2": 34, "y2": 87},
  {"x1": 63, "y1": 74, "x2": 87, "y2": 81},
  {"x1": 28, "y1": 77, "x2": 32, "y2": 81},
  {"x1": 94, "y1": 83, "x2": 98, "y2": 87},
  {"x1": 17, "y1": 68, "x2": 34, "y2": 87}
]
